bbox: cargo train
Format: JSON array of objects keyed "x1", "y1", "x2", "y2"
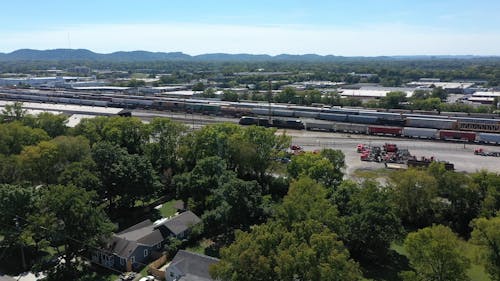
[
  {"x1": 2, "y1": 89, "x2": 500, "y2": 135},
  {"x1": 239, "y1": 116, "x2": 500, "y2": 144}
]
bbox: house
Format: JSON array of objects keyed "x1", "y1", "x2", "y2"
[
  {"x1": 165, "y1": 250, "x2": 219, "y2": 281},
  {"x1": 92, "y1": 211, "x2": 201, "y2": 272}
]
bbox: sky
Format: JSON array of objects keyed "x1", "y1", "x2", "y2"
[{"x1": 1, "y1": 0, "x2": 499, "y2": 56}]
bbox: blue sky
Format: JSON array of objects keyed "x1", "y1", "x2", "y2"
[{"x1": 1, "y1": 0, "x2": 499, "y2": 55}]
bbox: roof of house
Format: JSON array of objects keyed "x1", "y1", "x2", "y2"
[
  {"x1": 103, "y1": 211, "x2": 201, "y2": 258},
  {"x1": 169, "y1": 250, "x2": 219, "y2": 281},
  {"x1": 163, "y1": 211, "x2": 201, "y2": 236}
]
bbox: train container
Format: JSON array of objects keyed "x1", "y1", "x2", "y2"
[
  {"x1": 272, "y1": 109, "x2": 295, "y2": 117},
  {"x1": 402, "y1": 127, "x2": 438, "y2": 139},
  {"x1": 406, "y1": 117, "x2": 457, "y2": 130},
  {"x1": 305, "y1": 121, "x2": 335, "y2": 131},
  {"x1": 334, "y1": 123, "x2": 368, "y2": 134},
  {"x1": 347, "y1": 115, "x2": 379, "y2": 124},
  {"x1": 251, "y1": 107, "x2": 270, "y2": 116},
  {"x1": 318, "y1": 112, "x2": 348, "y2": 122},
  {"x1": 477, "y1": 133, "x2": 500, "y2": 144},
  {"x1": 439, "y1": 130, "x2": 477, "y2": 142},
  {"x1": 454, "y1": 117, "x2": 500, "y2": 125},
  {"x1": 327, "y1": 108, "x2": 360, "y2": 115},
  {"x1": 358, "y1": 111, "x2": 404, "y2": 121},
  {"x1": 200, "y1": 104, "x2": 220, "y2": 113},
  {"x1": 294, "y1": 110, "x2": 319, "y2": 119},
  {"x1": 368, "y1": 126, "x2": 403, "y2": 136}
]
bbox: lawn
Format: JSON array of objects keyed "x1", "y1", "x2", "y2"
[{"x1": 158, "y1": 199, "x2": 178, "y2": 218}]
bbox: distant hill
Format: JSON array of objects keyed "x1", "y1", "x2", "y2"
[{"x1": 0, "y1": 48, "x2": 495, "y2": 62}]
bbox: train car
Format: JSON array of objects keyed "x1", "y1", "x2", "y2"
[
  {"x1": 318, "y1": 112, "x2": 348, "y2": 122},
  {"x1": 334, "y1": 123, "x2": 368, "y2": 134},
  {"x1": 347, "y1": 115, "x2": 379, "y2": 124},
  {"x1": 406, "y1": 117, "x2": 457, "y2": 130},
  {"x1": 476, "y1": 133, "x2": 500, "y2": 144},
  {"x1": 368, "y1": 126, "x2": 403, "y2": 136},
  {"x1": 251, "y1": 107, "x2": 270, "y2": 116},
  {"x1": 294, "y1": 110, "x2": 319, "y2": 119},
  {"x1": 271, "y1": 118, "x2": 305, "y2": 130},
  {"x1": 439, "y1": 130, "x2": 477, "y2": 142},
  {"x1": 272, "y1": 109, "x2": 295, "y2": 117},
  {"x1": 239, "y1": 116, "x2": 270, "y2": 126},
  {"x1": 358, "y1": 111, "x2": 403, "y2": 121},
  {"x1": 402, "y1": 127, "x2": 438, "y2": 139},
  {"x1": 305, "y1": 120, "x2": 335, "y2": 131}
]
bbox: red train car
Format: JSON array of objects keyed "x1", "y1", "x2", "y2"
[
  {"x1": 439, "y1": 130, "x2": 477, "y2": 142},
  {"x1": 368, "y1": 126, "x2": 403, "y2": 136}
]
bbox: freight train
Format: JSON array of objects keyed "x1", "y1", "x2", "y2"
[
  {"x1": 239, "y1": 116, "x2": 500, "y2": 144},
  {"x1": 1, "y1": 89, "x2": 500, "y2": 137}
]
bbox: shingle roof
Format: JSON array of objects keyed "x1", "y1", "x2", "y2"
[
  {"x1": 162, "y1": 211, "x2": 201, "y2": 236},
  {"x1": 169, "y1": 250, "x2": 219, "y2": 281}
]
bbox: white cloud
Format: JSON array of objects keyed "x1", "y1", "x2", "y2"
[{"x1": 1, "y1": 23, "x2": 499, "y2": 55}]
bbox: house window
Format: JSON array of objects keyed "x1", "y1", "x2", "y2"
[
  {"x1": 120, "y1": 258, "x2": 125, "y2": 265},
  {"x1": 131, "y1": 256, "x2": 135, "y2": 264},
  {"x1": 144, "y1": 249, "x2": 149, "y2": 257}
]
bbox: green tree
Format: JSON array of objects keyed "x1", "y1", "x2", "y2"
[
  {"x1": 28, "y1": 112, "x2": 69, "y2": 138},
  {"x1": 145, "y1": 118, "x2": 187, "y2": 177},
  {"x1": 0, "y1": 184, "x2": 35, "y2": 250},
  {"x1": 274, "y1": 87, "x2": 297, "y2": 103},
  {"x1": 470, "y1": 216, "x2": 500, "y2": 281},
  {"x1": 210, "y1": 220, "x2": 362, "y2": 281},
  {"x1": 0, "y1": 122, "x2": 50, "y2": 155},
  {"x1": 28, "y1": 185, "x2": 114, "y2": 277},
  {"x1": 91, "y1": 142, "x2": 160, "y2": 208},
  {"x1": 401, "y1": 225, "x2": 470, "y2": 281},
  {"x1": 332, "y1": 181, "x2": 403, "y2": 261},
  {"x1": 390, "y1": 169, "x2": 439, "y2": 228},
  {"x1": 222, "y1": 90, "x2": 239, "y2": 102},
  {"x1": 287, "y1": 149, "x2": 344, "y2": 188},
  {"x1": 203, "y1": 175, "x2": 264, "y2": 234},
  {"x1": 0, "y1": 102, "x2": 26, "y2": 122},
  {"x1": 275, "y1": 177, "x2": 342, "y2": 232},
  {"x1": 192, "y1": 82, "x2": 206, "y2": 91},
  {"x1": 431, "y1": 87, "x2": 448, "y2": 101},
  {"x1": 381, "y1": 91, "x2": 407, "y2": 109}
]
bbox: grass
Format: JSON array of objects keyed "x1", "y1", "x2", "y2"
[
  {"x1": 158, "y1": 199, "x2": 178, "y2": 218},
  {"x1": 352, "y1": 168, "x2": 395, "y2": 180}
]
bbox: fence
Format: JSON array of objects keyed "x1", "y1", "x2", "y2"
[{"x1": 146, "y1": 255, "x2": 168, "y2": 281}]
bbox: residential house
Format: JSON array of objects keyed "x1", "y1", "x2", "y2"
[
  {"x1": 92, "y1": 211, "x2": 201, "y2": 272},
  {"x1": 165, "y1": 250, "x2": 219, "y2": 281}
]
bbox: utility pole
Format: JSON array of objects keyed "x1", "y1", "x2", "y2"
[{"x1": 268, "y1": 80, "x2": 272, "y2": 125}]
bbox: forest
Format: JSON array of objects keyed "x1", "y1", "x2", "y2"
[{"x1": 0, "y1": 103, "x2": 499, "y2": 281}]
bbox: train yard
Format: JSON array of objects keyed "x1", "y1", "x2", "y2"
[{"x1": 2, "y1": 88, "x2": 500, "y2": 147}]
